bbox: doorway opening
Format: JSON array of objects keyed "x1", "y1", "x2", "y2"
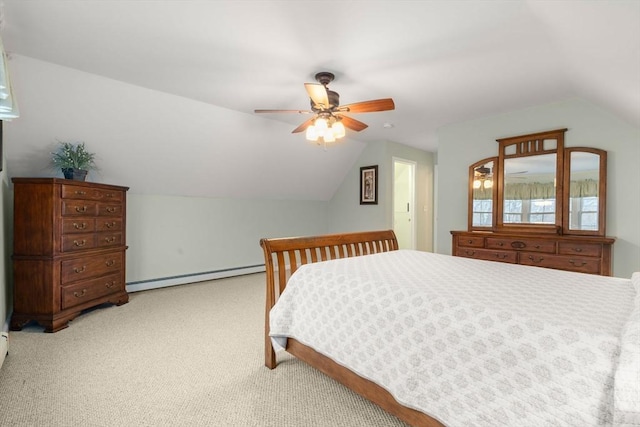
[{"x1": 393, "y1": 158, "x2": 416, "y2": 249}]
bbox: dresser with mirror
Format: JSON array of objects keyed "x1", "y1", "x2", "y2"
[{"x1": 451, "y1": 128, "x2": 614, "y2": 276}]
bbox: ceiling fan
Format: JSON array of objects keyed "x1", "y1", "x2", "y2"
[{"x1": 254, "y1": 72, "x2": 395, "y2": 144}]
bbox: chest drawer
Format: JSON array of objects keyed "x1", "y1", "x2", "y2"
[
  {"x1": 97, "y1": 219, "x2": 123, "y2": 232},
  {"x1": 558, "y1": 242, "x2": 602, "y2": 257},
  {"x1": 62, "y1": 200, "x2": 98, "y2": 216},
  {"x1": 61, "y1": 233, "x2": 97, "y2": 252},
  {"x1": 62, "y1": 185, "x2": 124, "y2": 202},
  {"x1": 97, "y1": 203, "x2": 124, "y2": 216},
  {"x1": 61, "y1": 273, "x2": 123, "y2": 309},
  {"x1": 457, "y1": 248, "x2": 517, "y2": 264},
  {"x1": 62, "y1": 218, "x2": 96, "y2": 234},
  {"x1": 96, "y1": 232, "x2": 123, "y2": 248},
  {"x1": 457, "y1": 236, "x2": 485, "y2": 248},
  {"x1": 519, "y1": 252, "x2": 600, "y2": 275},
  {"x1": 60, "y1": 251, "x2": 124, "y2": 284},
  {"x1": 486, "y1": 237, "x2": 556, "y2": 253}
]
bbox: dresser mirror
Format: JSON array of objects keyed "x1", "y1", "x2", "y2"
[
  {"x1": 563, "y1": 147, "x2": 607, "y2": 236},
  {"x1": 467, "y1": 128, "x2": 607, "y2": 236},
  {"x1": 469, "y1": 158, "x2": 497, "y2": 229},
  {"x1": 502, "y1": 153, "x2": 557, "y2": 225}
]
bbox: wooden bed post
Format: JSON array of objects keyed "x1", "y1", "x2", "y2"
[{"x1": 259, "y1": 237, "x2": 278, "y2": 369}]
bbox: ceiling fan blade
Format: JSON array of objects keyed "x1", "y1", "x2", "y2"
[
  {"x1": 254, "y1": 109, "x2": 312, "y2": 114},
  {"x1": 304, "y1": 83, "x2": 329, "y2": 109},
  {"x1": 337, "y1": 98, "x2": 395, "y2": 113},
  {"x1": 338, "y1": 115, "x2": 368, "y2": 132},
  {"x1": 292, "y1": 117, "x2": 316, "y2": 133}
]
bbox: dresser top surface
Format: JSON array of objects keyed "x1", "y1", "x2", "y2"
[{"x1": 12, "y1": 177, "x2": 129, "y2": 191}]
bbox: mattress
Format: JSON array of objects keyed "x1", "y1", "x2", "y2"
[{"x1": 269, "y1": 250, "x2": 639, "y2": 426}]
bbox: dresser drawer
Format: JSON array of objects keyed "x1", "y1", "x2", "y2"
[
  {"x1": 96, "y1": 232, "x2": 123, "y2": 248},
  {"x1": 519, "y1": 252, "x2": 600, "y2": 275},
  {"x1": 486, "y1": 237, "x2": 556, "y2": 253},
  {"x1": 61, "y1": 185, "x2": 124, "y2": 202},
  {"x1": 61, "y1": 273, "x2": 123, "y2": 309},
  {"x1": 62, "y1": 200, "x2": 98, "y2": 216},
  {"x1": 62, "y1": 218, "x2": 96, "y2": 234},
  {"x1": 61, "y1": 233, "x2": 97, "y2": 252},
  {"x1": 96, "y1": 219, "x2": 123, "y2": 232},
  {"x1": 457, "y1": 236, "x2": 485, "y2": 248},
  {"x1": 558, "y1": 242, "x2": 602, "y2": 258},
  {"x1": 97, "y1": 203, "x2": 124, "y2": 216},
  {"x1": 457, "y1": 248, "x2": 517, "y2": 264},
  {"x1": 60, "y1": 251, "x2": 124, "y2": 283}
]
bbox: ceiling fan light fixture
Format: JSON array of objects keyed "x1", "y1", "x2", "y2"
[
  {"x1": 332, "y1": 121, "x2": 345, "y2": 139},
  {"x1": 306, "y1": 125, "x2": 319, "y2": 141},
  {"x1": 315, "y1": 117, "x2": 328, "y2": 132},
  {"x1": 323, "y1": 128, "x2": 336, "y2": 143}
]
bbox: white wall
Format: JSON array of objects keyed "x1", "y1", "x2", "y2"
[
  {"x1": 436, "y1": 98, "x2": 640, "y2": 278},
  {"x1": 328, "y1": 140, "x2": 435, "y2": 252},
  {"x1": 126, "y1": 194, "x2": 327, "y2": 284}
]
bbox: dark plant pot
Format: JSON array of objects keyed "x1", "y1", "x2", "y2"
[{"x1": 62, "y1": 168, "x2": 88, "y2": 181}]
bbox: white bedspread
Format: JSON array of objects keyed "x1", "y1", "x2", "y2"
[{"x1": 269, "y1": 250, "x2": 638, "y2": 427}]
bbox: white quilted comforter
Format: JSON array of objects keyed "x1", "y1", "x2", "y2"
[{"x1": 269, "y1": 250, "x2": 639, "y2": 427}]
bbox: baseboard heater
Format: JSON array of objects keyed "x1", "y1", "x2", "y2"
[{"x1": 126, "y1": 264, "x2": 265, "y2": 293}]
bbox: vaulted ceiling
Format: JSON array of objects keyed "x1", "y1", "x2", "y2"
[{"x1": 2, "y1": 1, "x2": 638, "y2": 200}]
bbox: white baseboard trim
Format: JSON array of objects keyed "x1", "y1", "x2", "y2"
[{"x1": 126, "y1": 264, "x2": 265, "y2": 293}]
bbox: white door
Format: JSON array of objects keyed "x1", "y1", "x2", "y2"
[{"x1": 393, "y1": 159, "x2": 416, "y2": 249}]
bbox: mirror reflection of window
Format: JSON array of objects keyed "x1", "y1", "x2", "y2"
[
  {"x1": 503, "y1": 154, "x2": 557, "y2": 224},
  {"x1": 568, "y1": 152, "x2": 600, "y2": 231}
]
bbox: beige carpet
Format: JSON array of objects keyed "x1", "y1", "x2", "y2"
[{"x1": 0, "y1": 273, "x2": 408, "y2": 427}]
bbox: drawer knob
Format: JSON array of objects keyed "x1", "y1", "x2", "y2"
[
  {"x1": 105, "y1": 221, "x2": 117, "y2": 229},
  {"x1": 105, "y1": 236, "x2": 116, "y2": 243},
  {"x1": 73, "y1": 239, "x2": 86, "y2": 247},
  {"x1": 73, "y1": 222, "x2": 87, "y2": 230},
  {"x1": 498, "y1": 242, "x2": 504, "y2": 246},
  {"x1": 105, "y1": 260, "x2": 116, "y2": 267},
  {"x1": 574, "y1": 247, "x2": 583, "y2": 252},
  {"x1": 467, "y1": 240, "x2": 473, "y2": 244},
  {"x1": 73, "y1": 266, "x2": 86, "y2": 274},
  {"x1": 106, "y1": 207, "x2": 117, "y2": 213},
  {"x1": 74, "y1": 190, "x2": 86, "y2": 196},
  {"x1": 528, "y1": 255, "x2": 544, "y2": 263},
  {"x1": 465, "y1": 250, "x2": 475, "y2": 256},
  {"x1": 105, "y1": 281, "x2": 116, "y2": 289},
  {"x1": 106, "y1": 193, "x2": 115, "y2": 198},
  {"x1": 569, "y1": 260, "x2": 587, "y2": 267},
  {"x1": 75, "y1": 206, "x2": 87, "y2": 213},
  {"x1": 495, "y1": 253, "x2": 508, "y2": 259},
  {"x1": 73, "y1": 289, "x2": 87, "y2": 298}
]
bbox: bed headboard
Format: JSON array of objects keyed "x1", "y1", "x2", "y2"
[{"x1": 259, "y1": 229, "x2": 398, "y2": 368}]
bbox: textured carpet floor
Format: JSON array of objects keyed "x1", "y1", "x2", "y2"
[{"x1": 0, "y1": 273, "x2": 408, "y2": 426}]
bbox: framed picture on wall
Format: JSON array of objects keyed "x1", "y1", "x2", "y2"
[{"x1": 360, "y1": 165, "x2": 378, "y2": 205}]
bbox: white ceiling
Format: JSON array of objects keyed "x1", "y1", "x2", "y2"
[{"x1": 2, "y1": 1, "x2": 639, "y2": 199}]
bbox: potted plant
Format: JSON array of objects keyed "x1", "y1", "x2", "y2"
[{"x1": 51, "y1": 141, "x2": 97, "y2": 181}]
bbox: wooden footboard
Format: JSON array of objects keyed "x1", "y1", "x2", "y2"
[{"x1": 259, "y1": 230, "x2": 444, "y2": 427}]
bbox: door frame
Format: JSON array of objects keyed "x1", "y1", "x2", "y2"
[{"x1": 392, "y1": 157, "x2": 417, "y2": 249}]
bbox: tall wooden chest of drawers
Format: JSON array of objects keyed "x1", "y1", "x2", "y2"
[{"x1": 11, "y1": 178, "x2": 129, "y2": 332}]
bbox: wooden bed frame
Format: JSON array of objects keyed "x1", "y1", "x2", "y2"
[{"x1": 260, "y1": 230, "x2": 445, "y2": 427}]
